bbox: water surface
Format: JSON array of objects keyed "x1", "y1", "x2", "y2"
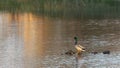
[{"x1": 0, "y1": 12, "x2": 120, "y2": 68}]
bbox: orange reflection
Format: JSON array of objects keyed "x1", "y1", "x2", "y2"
[
  {"x1": 23, "y1": 13, "x2": 44, "y2": 58},
  {"x1": 2, "y1": 12, "x2": 45, "y2": 58}
]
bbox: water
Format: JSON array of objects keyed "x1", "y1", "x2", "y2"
[{"x1": 0, "y1": 12, "x2": 120, "y2": 68}]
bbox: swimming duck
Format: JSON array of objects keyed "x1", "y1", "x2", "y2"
[{"x1": 74, "y1": 36, "x2": 85, "y2": 54}]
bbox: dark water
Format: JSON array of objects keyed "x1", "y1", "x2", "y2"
[{"x1": 0, "y1": 12, "x2": 120, "y2": 68}]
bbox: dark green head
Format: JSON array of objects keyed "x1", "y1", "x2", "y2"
[{"x1": 74, "y1": 36, "x2": 78, "y2": 40}]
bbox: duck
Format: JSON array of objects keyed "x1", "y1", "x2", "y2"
[{"x1": 74, "y1": 36, "x2": 85, "y2": 54}]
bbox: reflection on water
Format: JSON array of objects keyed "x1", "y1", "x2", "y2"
[
  {"x1": 0, "y1": 12, "x2": 120, "y2": 68},
  {"x1": 0, "y1": 13, "x2": 24, "y2": 68},
  {"x1": 23, "y1": 13, "x2": 44, "y2": 58}
]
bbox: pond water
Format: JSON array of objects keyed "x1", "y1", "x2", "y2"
[{"x1": 0, "y1": 12, "x2": 120, "y2": 68}]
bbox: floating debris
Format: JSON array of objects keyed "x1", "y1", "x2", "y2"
[
  {"x1": 65, "y1": 50, "x2": 75, "y2": 55},
  {"x1": 103, "y1": 50, "x2": 110, "y2": 54},
  {"x1": 91, "y1": 52, "x2": 98, "y2": 55}
]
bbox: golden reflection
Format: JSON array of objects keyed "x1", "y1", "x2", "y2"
[
  {"x1": 23, "y1": 13, "x2": 44, "y2": 58},
  {"x1": 2, "y1": 12, "x2": 45, "y2": 58}
]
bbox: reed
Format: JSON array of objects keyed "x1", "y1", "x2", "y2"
[{"x1": 0, "y1": 0, "x2": 120, "y2": 19}]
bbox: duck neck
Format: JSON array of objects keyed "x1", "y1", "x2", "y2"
[{"x1": 75, "y1": 42, "x2": 77, "y2": 45}]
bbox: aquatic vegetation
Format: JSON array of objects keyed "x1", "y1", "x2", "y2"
[{"x1": 0, "y1": 0, "x2": 120, "y2": 19}]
